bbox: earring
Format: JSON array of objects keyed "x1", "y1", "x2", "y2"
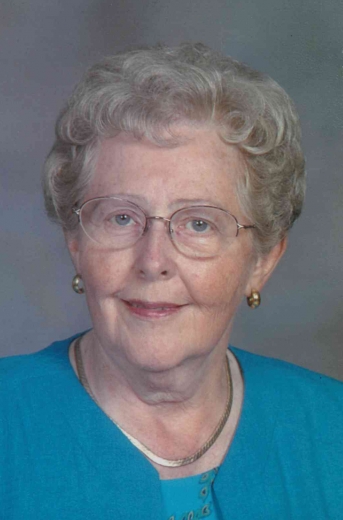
[
  {"x1": 72, "y1": 274, "x2": 84, "y2": 294},
  {"x1": 247, "y1": 290, "x2": 261, "y2": 309}
]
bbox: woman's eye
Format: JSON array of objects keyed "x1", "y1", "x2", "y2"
[
  {"x1": 186, "y1": 219, "x2": 210, "y2": 233},
  {"x1": 109, "y1": 214, "x2": 134, "y2": 226}
]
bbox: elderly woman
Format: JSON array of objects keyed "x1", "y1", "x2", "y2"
[{"x1": 1, "y1": 43, "x2": 342, "y2": 520}]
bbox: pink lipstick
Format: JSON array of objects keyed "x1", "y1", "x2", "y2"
[{"x1": 123, "y1": 299, "x2": 184, "y2": 319}]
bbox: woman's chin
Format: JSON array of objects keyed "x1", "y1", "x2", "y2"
[{"x1": 125, "y1": 347, "x2": 187, "y2": 374}]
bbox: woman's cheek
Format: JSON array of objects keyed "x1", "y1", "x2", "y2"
[
  {"x1": 186, "y1": 260, "x2": 244, "y2": 310},
  {"x1": 79, "y1": 248, "x2": 132, "y2": 295}
]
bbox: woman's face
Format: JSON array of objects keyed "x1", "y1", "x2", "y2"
[{"x1": 67, "y1": 127, "x2": 282, "y2": 371}]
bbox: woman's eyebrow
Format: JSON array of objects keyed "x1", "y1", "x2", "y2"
[
  {"x1": 105, "y1": 193, "x2": 223, "y2": 207},
  {"x1": 171, "y1": 197, "x2": 222, "y2": 207}
]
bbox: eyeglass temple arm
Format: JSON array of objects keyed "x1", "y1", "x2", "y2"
[
  {"x1": 237, "y1": 223, "x2": 255, "y2": 230},
  {"x1": 236, "y1": 223, "x2": 255, "y2": 237},
  {"x1": 72, "y1": 208, "x2": 81, "y2": 221}
]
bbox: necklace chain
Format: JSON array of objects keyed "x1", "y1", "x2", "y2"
[{"x1": 74, "y1": 336, "x2": 233, "y2": 467}]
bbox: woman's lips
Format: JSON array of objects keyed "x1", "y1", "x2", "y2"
[{"x1": 122, "y1": 299, "x2": 185, "y2": 319}]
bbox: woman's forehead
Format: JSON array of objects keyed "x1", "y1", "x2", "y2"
[
  {"x1": 88, "y1": 128, "x2": 244, "y2": 211},
  {"x1": 96, "y1": 130, "x2": 242, "y2": 181},
  {"x1": 96, "y1": 126, "x2": 241, "y2": 165}
]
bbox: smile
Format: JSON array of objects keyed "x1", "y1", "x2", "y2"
[{"x1": 122, "y1": 299, "x2": 185, "y2": 319}]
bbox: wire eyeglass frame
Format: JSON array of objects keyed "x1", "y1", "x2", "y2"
[{"x1": 72, "y1": 196, "x2": 256, "y2": 258}]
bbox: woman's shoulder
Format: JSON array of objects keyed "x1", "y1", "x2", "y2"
[
  {"x1": 219, "y1": 348, "x2": 343, "y2": 517},
  {"x1": 231, "y1": 345, "x2": 343, "y2": 388},
  {"x1": 230, "y1": 345, "x2": 343, "y2": 421},
  {"x1": 0, "y1": 333, "x2": 80, "y2": 392}
]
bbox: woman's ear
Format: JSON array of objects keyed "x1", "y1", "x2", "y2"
[
  {"x1": 245, "y1": 237, "x2": 288, "y2": 296},
  {"x1": 64, "y1": 231, "x2": 81, "y2": 273}
]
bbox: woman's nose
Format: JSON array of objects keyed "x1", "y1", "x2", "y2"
[{"x1": 134, "y1": 218, "x2": 176, "y2": 280}]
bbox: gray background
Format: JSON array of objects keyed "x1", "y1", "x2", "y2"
[{"x1": 1, "y1": 0, "x2": 342, "y2": 380}]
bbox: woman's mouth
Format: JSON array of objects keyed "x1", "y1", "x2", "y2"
[{"x1": 122, "y1": 299, "x2": 184, "y2": 319}]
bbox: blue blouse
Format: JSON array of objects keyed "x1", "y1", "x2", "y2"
[
  {"x1": 1, "y1": 336, "x2": 343, "y2": 518},
  {"x1": 161, "y1": 468, "x2": 219, "y2": 520}
]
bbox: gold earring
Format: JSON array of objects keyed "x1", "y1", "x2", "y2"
[
  {"x1": 247, "y1": 290, "x2": 261, "y2": 309},
  {"x1": 72, "y1": 274, "x2": 84, "y2": 294}
]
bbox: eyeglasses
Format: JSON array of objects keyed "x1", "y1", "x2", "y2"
[{"x1": 72, "y1": 197, "x2": 255, "y2": 258}]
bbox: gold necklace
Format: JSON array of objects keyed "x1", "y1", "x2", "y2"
[{"x1": 74, "y1": 336, "x2": 233, "y2": 467}]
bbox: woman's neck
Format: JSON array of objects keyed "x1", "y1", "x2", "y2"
[
  {"x1": 77, "y1": 330, "x2": 228, "y2": 416},
  {"x1": 69, "y1": 331, "x2": 243, "y2": 479}
]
